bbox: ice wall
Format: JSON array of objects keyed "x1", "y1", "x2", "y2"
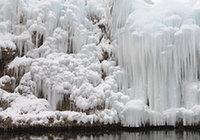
[
  {"x1": 113, "y1": 0, "x2": 200, "y2": 112},
  {"x1": 2, "y1": 0, "x2": 200, "y2": 128},
  {"x1": 6, "y1": 0, "x2": 116, "y2": 112}
]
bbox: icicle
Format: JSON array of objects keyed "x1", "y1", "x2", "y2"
[
  {"x1": 113, "y1": 0, "x2": 200, "y2": 114},
  {"x1": 0, "y1": 48, "x2": 2, "y2": 59}
]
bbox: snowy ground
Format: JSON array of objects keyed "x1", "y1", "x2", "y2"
[{"x1": 0, "y1": 0, "x2": 200, "y2": 128}]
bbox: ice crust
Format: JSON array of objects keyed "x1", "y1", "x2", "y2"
[{"x1": 0, "y1": 0, "x2": 200, "y2": 127}]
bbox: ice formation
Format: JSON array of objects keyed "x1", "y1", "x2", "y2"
[{"x1": 0, "y1": 0, "x2": 200, "y2": 128}]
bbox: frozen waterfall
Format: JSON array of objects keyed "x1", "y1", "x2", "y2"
[
  {"x1": 1, "y1": 0, "x2": 200, "y2": 128},
  {"x1": 111, "y1": 0, "x2": 200, "y2": 126}
]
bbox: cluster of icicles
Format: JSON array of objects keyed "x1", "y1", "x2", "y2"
[
  {"x1": 112, "y1": 0, "x2": 200, "y2": 112},
  {"x1": 2, "y1": 0, "x2": 200, "y2": 127}
]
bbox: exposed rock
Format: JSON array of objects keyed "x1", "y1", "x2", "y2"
[
  {"x1": 32, "y1": 31, "x2": 44, "y2": 48},
  {"x1": 0, "y1": 48, "x2": 16, "y2": 77},
  {"x1": 0, "y1": 75, "x2": 16, "y2": 92},
  {"x1": 0, "y1": 78, "x2": 15, "y2": 92},
  {"x1": 57, "y1": 94, "x2": 105, "y2": 115},
  {"x1": 1, "y1": 117, "x2": 13, "y2": 130},
  {"x1": 57, "y1": 94, "x2": 71, "y2": 111},
  {"x1": 6, "y1": 66, "x2": 26, "y2": 87},
  {"x1": 0, "y1": 100, "x2": 10, "y2": 110}
]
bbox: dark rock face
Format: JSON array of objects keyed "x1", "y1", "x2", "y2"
[
  {"x1": 1, "y1": 77, "x2": 15, "y2": 93},
  {"x1": 0, "y1": 48, "x2": 16, "y2": 92},
  {"x1": 0, "y1": 48, "x2": 16, "y2": 77},
  {"x1": 57, "y1": 94, "x2": 105, "y2": 115},
  {"x1": 0, "y1": 100, "x2": 10, "y2": 110},
  {"x1": 32, "y1": 31, "x2": 44, "y2": 48},
  {"x1": 57, "y1": 94, "x2": 71, "y2": 111},
  {"x1": 0, "y1": 59, "x2": 3, "y2": 77},
  {"x1": 7, "y1": 66, "x2": 27, "y2": 87}
]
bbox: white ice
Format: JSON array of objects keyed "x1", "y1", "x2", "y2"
[{"x1": 0, "y1": 0, "x2": 200, "y2": 127}]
